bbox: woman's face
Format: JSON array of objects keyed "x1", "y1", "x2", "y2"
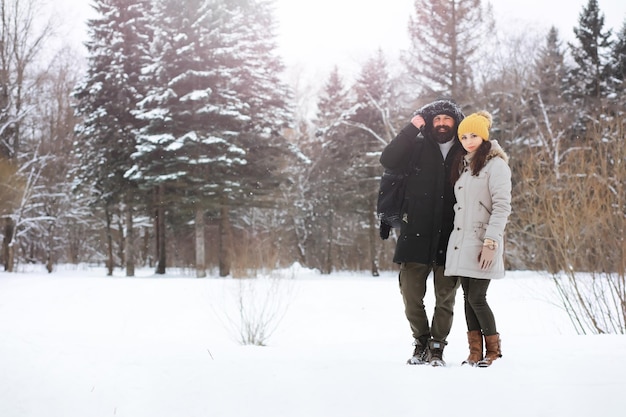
[{"x1": 459, "y1": 133, "x2": 484, "y2": 153}]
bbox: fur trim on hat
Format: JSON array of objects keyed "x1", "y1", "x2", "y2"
[{"x1": 415, "y1": 99, "x2": 465, "y2": 127}]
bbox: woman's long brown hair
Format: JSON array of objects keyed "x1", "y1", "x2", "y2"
[{"x1": 450, "y1": 140, "x2": 492, "y2": 184}]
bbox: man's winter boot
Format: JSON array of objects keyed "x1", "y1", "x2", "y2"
[
  {"x1": 477, "y1": 333, "x2": 502, "y2": 368},
  {"x1": 462, "y1": 330, "x2": 483, "y2": 366},
  {"x1": 427, "y1": 339, "x2": 446, "y2": 367},
  {"x1": 407, "y1": 338, "x2": 429, "y2": 365}
]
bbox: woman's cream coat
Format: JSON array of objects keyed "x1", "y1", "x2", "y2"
[{"x1": 445, "y1": 140, "x2": 512, "y2": 279}]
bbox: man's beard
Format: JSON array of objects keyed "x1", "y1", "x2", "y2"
[{"x1": 432, "y1": 125, "x2": 454, "y2": 144}]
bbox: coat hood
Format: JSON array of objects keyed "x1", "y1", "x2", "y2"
[
  {"x1": 486, "y1": 140, "x2": 509, "y2": 164},
  {"x1": 415, "y1": 99, "x2": 465, "y2": 129}
]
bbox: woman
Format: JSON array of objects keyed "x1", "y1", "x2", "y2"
[{"x1": 445, "y1": 111, "x2": 512, "y2": 367}]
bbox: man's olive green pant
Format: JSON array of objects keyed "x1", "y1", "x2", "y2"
[{"x1": 399, "y1": 262, "x2": 460, "y2": 344}]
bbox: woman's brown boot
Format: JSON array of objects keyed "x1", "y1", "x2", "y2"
[
  {"x1": 462, "y1": 330, "x2": 483, "y2": 366},
  {"x1": 477, "y1": 333, "x2": 502, "y2": 367}
]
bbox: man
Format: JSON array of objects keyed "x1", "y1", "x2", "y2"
[{"x1": 379, "y1": 99, "x2": 464, "y2": 366}]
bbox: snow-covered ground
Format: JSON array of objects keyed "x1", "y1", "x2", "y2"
[{"x1": 1, "y1": 264, "x2": 624, "y2": 417}]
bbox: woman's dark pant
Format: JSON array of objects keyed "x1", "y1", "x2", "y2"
[{"x1": 460, "y1": 277, "x2": 497, "y2": 336}]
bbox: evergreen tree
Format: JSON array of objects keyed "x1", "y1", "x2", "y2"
[
  {"x1": 351, "y1": 50, "x2": 397, "y2": 144},
  {"x1": 347, "y1": 50, "x2": 398, "y2": 276},
  {"x1": 73, "y1": 0, "x2": 152, "y2": 201},
  {"x1": 306, "y1": 67, "x2": 351, "y2": 273},
  {"x1": 308, "y1": 52, "x2": 399, "y2": 274},
  {"x1": 402, "y1": 0, "x2": 490, "y2": 105},
  {"x1": 507, "y1": 27, "x2": 572, "y2": 269},
  {"x1": 130, "y1": 0, "x2": 293, "y2": 275},
  {"x1": 72, "y1": 0, "x2": 153, "y2": 275},
  {"x1": 314, "y1": 67, "x2": 350, "y2": 139},
  {"x1": 130, "y1": 0, "x2": 293, "y2": 209},
  {"x1": 218, "y1": 0, "x2": 294, "y2": 209},
  {"x1": 130, "y1": 0, "x2": 239, "y2": 194},
  {"x1": 129, "y1": 0, "x2": 240, "y2": 274},
  {"x1": 608, "y1": 19, "x2": 626, "y2": 111},
  {"x1": 565, "y1": 0, "x2": 613, "y2": 107},
  {"x1": 524, "y1": 26, "x2": 574, "y2": 152},
  {"x1": 212, "y1": 0, "x2": 296, "y2": 276},
  {"x1": 532, "y1": 27, "x2": 568, "y2": 110}
]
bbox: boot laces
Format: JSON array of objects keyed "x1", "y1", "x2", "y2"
[{"x1": 411, "y1": 341, "x2": 428, "y2": 361}]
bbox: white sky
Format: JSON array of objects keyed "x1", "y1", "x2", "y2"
[
  {"x1": 53, "y1": 0, "x2": 626, "y2": 83},
  {"x1": 273, "y1": 0, "x2": 626, "y2": 81}
]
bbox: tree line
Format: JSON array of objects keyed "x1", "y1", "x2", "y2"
[{"x1": 0, "y1": 0, "x2": 624, "y2": 283}]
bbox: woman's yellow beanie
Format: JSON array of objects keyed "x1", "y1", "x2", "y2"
[{"x1": 457, "y1": 111, "x2": 493, "y2": 141}]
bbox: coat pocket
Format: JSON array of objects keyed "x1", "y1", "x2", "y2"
[
  {"x1": 478, "y1": 200, "x2": 492, "y2": 215},
  {"x1": 473, "y1": 222, "x2": 487, "y2": 242}
]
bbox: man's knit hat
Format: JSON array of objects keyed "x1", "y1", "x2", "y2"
[
  {"x1": 415, "y1": 99, "x2": 464, "y2": 127},
  {"x1": 457, "y1": 111, "x2": 492, "y2": 141}
]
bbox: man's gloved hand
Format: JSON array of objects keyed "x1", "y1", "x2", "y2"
[
  {"x1": 379, "y1": 221, "x2": 391, "y2": 240},
  {"x1": 478, "y1": 240, "x2": 497, "y2": 270}
]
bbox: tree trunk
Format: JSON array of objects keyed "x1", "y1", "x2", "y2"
[
  {"x1": 126, "y1": 205, "x2": 135, "y2": 277},
  {"x1": 219, "y1": 203, "x2": 232, "y2": 277},
  {"x1": 292, "y1": 217, "x2": 307, "y2": 266},
  {"x1": 46, "y1": 222, "x2": 54, "y2": 273},
  {"x1": 105, "y1": 207, "x2": 114, "y2": 276},
  {"x1": 142, "y1": 227, "x2": 151, "y2": 267},
  {"x1": 117, "y1": 211, "x2": 125, "y2": 269},
  {"x1": 7, "y1": 244, "x2": 14, "y2": 272},
  {"x1": 155, "y1": 185, "x2": 166, "y2": 274},
  {"x1": 195, "y1": 207, "x2": 206, "y2": 278},
  {"x1": 369, "y1": 207, "x2": 379, "y2": 277},
  {"x1": 323, "y1": 211, "x2": 333, "y2": 275},
  {"x1": 2, "y1": 217, "x2": 15, "y2": 272}
]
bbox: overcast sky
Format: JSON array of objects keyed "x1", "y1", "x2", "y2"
[
  {"x1": 273, "y1": 0, "x2": 626, "y2": 80},
  {"x1": 54, "y1": 0, "x2": 626, "y2": 82}
]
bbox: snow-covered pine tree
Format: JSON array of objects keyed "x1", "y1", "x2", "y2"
[
  {"x1": 508, "y1": 27, "x2": 573, "y2": 270},
  {"x1": 549, "y1": 6, "x2": 625, "y2": 330},
  {"x1": 348, "y1": 50, "x2": 398, "y2": 276},
  {"x1": 216, "y1": 0, "x2": 296, "y2": 261},
  {"x1": 533, "y1": 27, "x2": 568, "y2": 111},
  {"x1": 314, "y1": 67, "x2": 351, "y2": 144},
  {"x1": 129, "y1": 0, "x2": 294, "y2": 275},
  {"x1": 129, "y1": 0, "x2": 240, "y2": 274},
  {"x1": 402, "y1": 0, "x2": 490, "y2": 105},
  {"x1": 307, "y1": 51, "x2": 399, "y2": 274},
  {"x1": 565, "y1": 0, "x2": 613, "y2": 114},
  {"x1": 607, "y1": 19, "x2": 626, "y2": 113},
  {"x1": 224, "y1": 0, "x2": 294, "y2": 162},
  {"x1": 207, "y1": 0, "x2": 296, "y2": 276},
  {"x1": 305, "y1": 67, "x2": 352, "y2": 274},
  {"x1": 525, "y1": 26, "x2": 574, "y2": 170},
  {"x1": 72, "y1": 0, "x2": 153, "y2": 275}
]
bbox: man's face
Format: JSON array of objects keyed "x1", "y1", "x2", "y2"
[{"x1": 432, "y1": 114, "x2": 456, "y2": 144}]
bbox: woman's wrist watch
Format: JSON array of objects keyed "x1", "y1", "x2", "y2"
[{"x1": 483, "y1": 238, "x2": 498, "y2": 250}]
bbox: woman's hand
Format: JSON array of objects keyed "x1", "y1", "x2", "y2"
[{"x1": 478, "y1": 239, "x2": 498, "y2": 270}]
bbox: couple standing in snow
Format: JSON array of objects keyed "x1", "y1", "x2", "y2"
[{"x1": 379, "y1": 99, "x2": 512, "y2": 367}]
